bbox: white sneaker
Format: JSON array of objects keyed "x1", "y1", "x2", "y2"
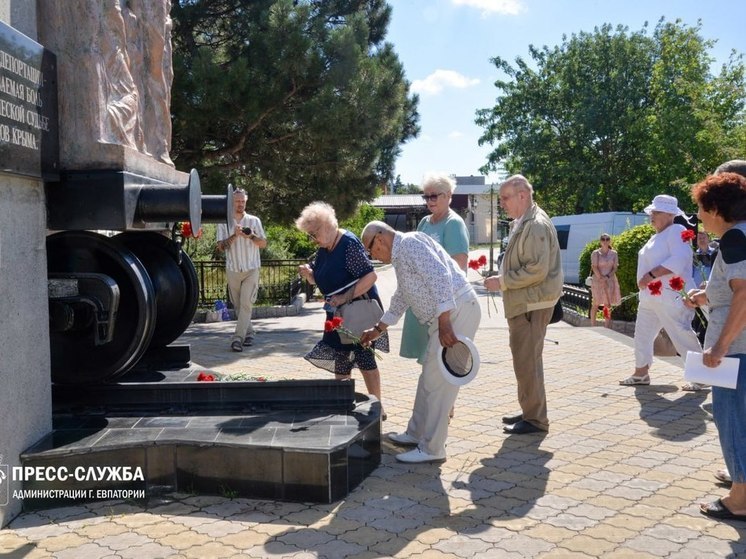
[
  {"x1": 396, "y1": 448, "x2": 446, "y2": 463},
  {"x1": 388, "y1": 432, "x2": 419, "y2": 445}
]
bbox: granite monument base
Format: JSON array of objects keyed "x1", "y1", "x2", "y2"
[{"x1": 19, "y1": 365, "x2": 381, "y2": 510}]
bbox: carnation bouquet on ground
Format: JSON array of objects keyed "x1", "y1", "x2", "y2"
[{"x1": 195, "y1": 371, "x2": 271, "y2": 382}]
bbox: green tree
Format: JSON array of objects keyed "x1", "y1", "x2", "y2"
[
  {"x1": 170, "y1": 0, "x2": 419, "y2": 224},
  {"x1": 476, "y1": 19, "x2": 746, "y2": 216}
]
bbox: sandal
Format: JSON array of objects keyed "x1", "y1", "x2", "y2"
[
  {"x1": 230, "y1": 340, "x2": 243, "y2": 352},
  {"x1": 715, "y1": 468, "x2": 732, "y2": 484},
  {"x1": 682, "y1": 382, "x2": 708, "y2": 391},
  {"x1": 619, "y1": 374, "x2": 650, "y2": 386}
]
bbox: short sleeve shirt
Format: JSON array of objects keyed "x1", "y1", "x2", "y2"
[
  {"x1": 705, "y1": 223, "x2": 746, "y2": 354},
  {"x1": 217, "y1": 213, "x2": 265, "y2": 272},
  {"x1": 417, "y1": 209, "x2": 470, "y2": 258}
]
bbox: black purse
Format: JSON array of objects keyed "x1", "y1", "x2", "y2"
[{"x1": 549, "y1": 299, "x2": 563, "y2": 324}]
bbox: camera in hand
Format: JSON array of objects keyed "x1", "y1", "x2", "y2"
[{"x1": 241, "y1": 227, "x2": 253, "y2": 236}]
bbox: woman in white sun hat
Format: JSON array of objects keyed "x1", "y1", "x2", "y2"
[{"x1": 619, "y1": 194, "x2": 703, "y2": 389}]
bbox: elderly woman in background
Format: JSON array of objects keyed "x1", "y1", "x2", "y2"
[
  {"x1": 296, "y1": 202, "x2": 389, "y2": 418},
  {"x1": 619, "y1": 194, "x2": 702, "y2": 387},
  {"x1": 589, "y1": 233, "x2": 621, "y2": 328},
  {"x1": 400, "y1": 173, "x2": 469, "y2": 421},
  {"x1": 400, "y1": 173, "x2": 470, "y2": 365},
  {"x1": 685, "y1": 171, "x2": 746, "y2": 521}
]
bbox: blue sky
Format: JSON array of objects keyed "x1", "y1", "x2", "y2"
[{"x1": 386, "y1": 0, "x2": 746, "y2": 186}]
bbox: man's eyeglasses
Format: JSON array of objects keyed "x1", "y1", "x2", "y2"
[
  {"x1": 421, "y1": 193, "x2": 444, "y2": 202},
  {"x1": 365, "y1": 232, "x2": 379, "y2": 256}
]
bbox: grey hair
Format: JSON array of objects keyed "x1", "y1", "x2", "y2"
[
  {"x1": 295, "y1": 201, "x2": 338, "y2": 233},
  {"x1": 361, "y1": 220, "x2": 393, "y2": 244},
  {"x1": 421, "y1": 172, "x2": 456, "y2": 195},
  {"x1": 500, "y1": 174, "x2": 534, "y2": 196},
  {"x1": 715, "y1": 160, "x2": 746, "y2": 178}
]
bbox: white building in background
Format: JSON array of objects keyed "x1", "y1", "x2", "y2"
[{"x1": 372, "y1": 174, "x2": 505, "y2": 246}]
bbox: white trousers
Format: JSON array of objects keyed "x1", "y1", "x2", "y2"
[
  {"x1": 634, "y1": 298, "x2": 702, "y2": 369},
  {"x1": 405, "y1": 290, "x2": 481, "y2": 456}
]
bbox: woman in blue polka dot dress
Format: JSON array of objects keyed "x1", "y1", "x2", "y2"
[{"x1": 296, "y1": 202, "x2": 389, "y2": 417}]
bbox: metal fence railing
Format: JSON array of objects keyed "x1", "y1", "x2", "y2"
[
  {"x1": 192, "y1": 259, "x2": 315, "y2": 308},
  {"x1": 561, "y1": 284, "x2": 592, "y2": 318}
]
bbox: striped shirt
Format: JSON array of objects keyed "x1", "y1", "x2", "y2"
[{"x1": 217, "y1": 214, "x2": 265, "y2": 272}]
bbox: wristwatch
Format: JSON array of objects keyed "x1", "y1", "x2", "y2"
[{"x1": 373, "y1": 324, "x2": 383, "y2": 333}]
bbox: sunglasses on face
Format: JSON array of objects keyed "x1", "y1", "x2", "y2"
[
  {"x1": 600, "y1": 237, "x2": 610, "y2": 241},
  {"x1": 421, "y1": 193, "x2": 444, "y2": 202}
]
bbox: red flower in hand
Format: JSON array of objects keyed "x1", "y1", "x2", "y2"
[
  {"x1": 647, "y1": 280, "x2": 663, "y2": 296},
  {"x1": 332, "y1": 316, "x2": 344, "y2": 329},
  {"x1": 668, "y1": 276, "x2": 685, "y2": 292},
  {"x1": 468, "y1": 259, "x2": 481, "y2": 270},
  {"x1": 324, "y1": 320, "x2": 335, "y2": 332},
  {"x1": 197, "y1": 372, "x2": 216, "y2": 382},
  {"x1": 478, "y1": 254, "x2": 487, "y2": 266},
  {"x1": 681, "y1": 229, "x2": 696, "y2": 243},
  {"x1": 603, "y1": 306, "x2": 611, "y2": 320}
]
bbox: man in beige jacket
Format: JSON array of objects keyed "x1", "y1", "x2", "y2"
[{"x1": 485, "y1": 175, "x2": 563, "y2": 434}]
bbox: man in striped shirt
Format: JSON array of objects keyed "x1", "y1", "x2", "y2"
[{"x1": 217, "y1": 189, "x2": 267, "y2": 352}]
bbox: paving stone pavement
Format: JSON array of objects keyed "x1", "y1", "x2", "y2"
[{"x1": 2, "y1": 254, "x2": 746, "y2": 558}]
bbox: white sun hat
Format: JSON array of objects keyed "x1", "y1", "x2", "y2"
[
  {"x1": 438, "y1": 334, "x2": 480, "y2": 386},
  {"x1": 644, "y1": 194, "x2": 685, "y2": 216}
]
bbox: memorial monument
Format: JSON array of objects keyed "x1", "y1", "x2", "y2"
[{"x1": 0, "y1": 1, "x2": 379, "y2": 526}]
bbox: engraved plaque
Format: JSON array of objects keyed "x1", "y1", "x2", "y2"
[{"x1": 0, "y1": 21, "x2": 59, "y2": 180}]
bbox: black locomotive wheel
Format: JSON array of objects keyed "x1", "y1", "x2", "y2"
[
  {"x1": 46, "y1": 231, "x2": 156, "y2": 384},
  {"x1": 115, "y1": 232, "x2": 199, "y2": 348}
]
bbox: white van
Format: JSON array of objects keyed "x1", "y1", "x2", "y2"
[{"x1": 551, "y1": 212, "x2": 650, "y2": 284}]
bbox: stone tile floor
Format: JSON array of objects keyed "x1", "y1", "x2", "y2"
[{"x1": 2, "y1": 258, "x2": 745, "y2": 558}]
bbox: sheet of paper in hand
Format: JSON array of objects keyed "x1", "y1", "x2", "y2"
[{"x1": 684, "y1": 351, "x2": 740, "y2": 389}]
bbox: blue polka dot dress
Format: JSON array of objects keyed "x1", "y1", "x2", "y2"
[{"x1": 305, "y1": 230, "x2": 389, "y2": 374}]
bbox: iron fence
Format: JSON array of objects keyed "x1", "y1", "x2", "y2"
[
  {"x1": 561, "y1": 284, "x2": 591, "y2": 317},
  {"x1": 193, "y1": 259, "x2": 315, "y2": 308}
]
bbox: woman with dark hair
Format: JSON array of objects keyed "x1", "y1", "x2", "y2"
[{"x1": 685, "y1": 171, "x2": 746, "y2": 521}]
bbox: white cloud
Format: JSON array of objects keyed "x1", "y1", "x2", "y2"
[
  {"x1": 451, "y1": 0, "x2": 524, "y2": 16},
  {"x1": 449, "y1": 131, "x2": 465, "y2": 139},
  {"x1": 411, "y1": 69, "x2": 480, "y2": 96}
]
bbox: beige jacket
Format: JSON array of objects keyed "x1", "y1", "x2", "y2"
[{"x1": 500, "y1": 203, "x2": 563, "y2": 319}]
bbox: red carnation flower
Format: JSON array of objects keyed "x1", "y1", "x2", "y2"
[
  {"x1": 197, "y1": 372, "x2": 216, "y2": 382},
  {"x1": 681, "y1": 229, "x2": 696, "y2": 243},
  {"x1": 647, "y1": 280, "x2": 663, "y2": 296},
  {"x1": 181, "y1": 222, "x2": 193, "y2": 237},
  {"x1": 468, "y1": 259, "x2": 481, "y2": 270},
  {"x1": 324, "y1": 320, "x2": 335, "y2": 332},
  {"x1": 668, "y1": 276, "x2": 685, "y2": 292},
  {"x1": 603, "y1": 306, "x2": 611, "y2": 320},
  {"x1": 332, "y1": 316, "x2": 344, "y2": 328},
  {"x1": 478, "y1": 254, "x2": 487, "y2": 266}
]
